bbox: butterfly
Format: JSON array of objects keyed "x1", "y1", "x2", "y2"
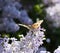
[
  {"x1": 31, "y1": 20, "x2": 43, "y2": 29},
  {"x1": 18, "y1": 20, "x2": 43, "y2": 29}
]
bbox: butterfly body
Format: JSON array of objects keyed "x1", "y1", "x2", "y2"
[{"x1": 31, "y1": 20, "x2": 43, "y2": 29}]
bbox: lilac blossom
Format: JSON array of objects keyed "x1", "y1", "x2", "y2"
[
  {"x1": 0, "y1": 0, "x2": 33, "y2": 32},
  {"x1": 54, "y1": 46, "x2": 60, "y2": 53},
  {"x1": 0, "y1": 24, "x2": 46, "y2": 53},
  {"x1": 45, "y1": 3, "x2": 60, "y2": 28}
]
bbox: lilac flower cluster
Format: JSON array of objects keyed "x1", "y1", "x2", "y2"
[
  {"x1": 0, "y1": 26, "x2": 46, "y2": 53},
  {"x1": 0, "y1": 0, "x2": 33, "y2": 32},
  {"x1": 46, "y1": 3, "x2": 60, "y2": 28},
  {"x1": 54, "y1": 46, "x2": 60, "y2": 53},
  {"x1": 43, "y1": 0, "x2": 60, "y2": 28}
]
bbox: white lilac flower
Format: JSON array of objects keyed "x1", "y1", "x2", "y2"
[
  {"x1": 45, "y1": 3, "x2": 60, "y2": 28},
  {"x1": 0, "y1": 21, "x2": 46, "y2": 53},
  {"x1": 54, "y1": 46, "x2": 60, "y2": 53},
  {"x1": 19, "y1": 27, "x2": 45, "y2": 53}
]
